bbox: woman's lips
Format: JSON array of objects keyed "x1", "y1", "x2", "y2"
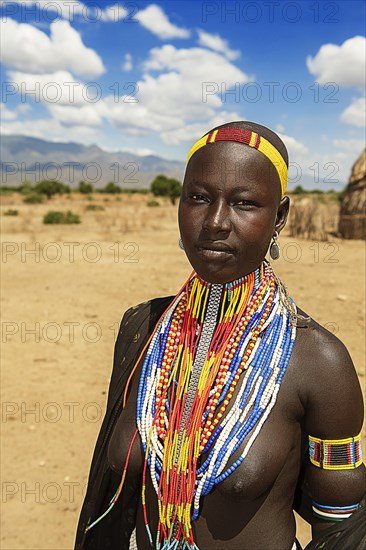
[{"x1": 196, "y1": 243, "x2": 235, "y2": 261}]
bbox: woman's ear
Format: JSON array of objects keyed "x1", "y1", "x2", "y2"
[{"x1": 275, "y1": 195, "x2": 290, "y2": 234}]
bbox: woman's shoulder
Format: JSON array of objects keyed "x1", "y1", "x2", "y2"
[
  {"x1": 121, "y1": 295, "x2": 175, "y2": 325},
  {"x1": 294, "y1": 304, "x2": 353, "y2": 369},
  {"x1": 292, "y1": 305, "x2": 363, "y2": 433}
]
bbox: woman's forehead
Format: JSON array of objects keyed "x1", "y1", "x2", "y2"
[{"x1": 184, "y1": 142, "x2": 281, "y2": 193}]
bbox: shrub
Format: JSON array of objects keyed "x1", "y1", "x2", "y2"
[
  {"x1": 23, "y1": 193, "x2": 43, "y2": 204},
  {"x1": 292, "y1": 185, "x2": 307, "y2": 195},
  {"x1": 64, "y1": 211, "x2": 80, "y2": 224},
  {"x1": 151, "y1": 175, "x2": 182, "y2": 205},
  {"x1": 43, "y1": 210, "x2": 81, "y2": 224},
  {"x1": 147, "y1": 199, "x2": 160, "y2": 207},
  {"x1": 78, "y1": 180, "x2": 94, "y2": 194},
  {"x1": 35, "y1": 180, "x2": 70, "y2": 199},
  {"x1": 120, "y1": 188, "x2": 149, "y2": 194},
  {"x1": 100, "y1": 182, "x2": 121, "y2": 194},
  {"x1": 85, "y1": 204, "x2": 105, "y2": 211},
  {"x1": 19, "y1": 181, "x2": 34, "y2": 195},
  {"x1": 4, "y1": 209, "x2": 18, "y2": 216},
  {"x1": 0, "y1": 187, "x2": 15, "y2": 196}
]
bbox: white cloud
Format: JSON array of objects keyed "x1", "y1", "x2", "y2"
[
  {"x1": 122, "y1": 53, "x2": 133, "y2": 72},
  {"x1": 101, "y1": 45, "x2": 252, "y2": 143},
  {"x1": 0, "y1": 116, "x2": 98, "y2": 141},
  {"x1": 0, "y1": 1, "x2": 128, "y2": 22},
  {"x1": 136, "y1": 4, "x2": 190, "y2": 39},
  {"x1": 17, "y1": 104, "x2": 32, "y2": 114},
  {"x1": 306, "y1": 36, "x2": 366, "y2": 87},
  {"x1": 123, "y1": 147, "x2": 155, "y2": 156},
  {"x1": 0, "y1": 0, "x2": 85, "y2": 20},
  {"x1": 7, "y1": 69, "x2": 105, "y2": 125},
  {"x1": 143, "y1": 44, "x2": 251, "y2": 95},
  {"x1": 333, "y1": 137, "x2": 365, "y2": 153},
  {"x1": 273, "y1": 132, "x2": 358, "y2": 189},
  {"x1": 0, "y1": 102, "x2": 17, "y2": 120},
  {"x1": 8, "y1": 70, "x2": 93, "y2": 105},
  {"x1": 0, "y1": 102, "x2": 31, "y2": 120},
  {"x1": 159, "y1": 111, "x2": 242, "y2": 146},
  {"x1": 277, "y1": 133, "x2": 309, "y2": 156},
  {"x1": 48, "y1": 104, "x2": 103, "y2": 126},
  {"x1": 1, "y1": 18, "x2": 105, "y2": 77},
  {"x1": 100, "y1": 3, "x2": 128, "y2": 21},
  {"x1": 2, "y1": 43, "x2": 253, "y2": 148},
  {"x1": 340, "y1": 97, "x2": 366, "y2": 128},
  {"x1": 197, "y1": 30, "x2": 240, "y2": 60}
]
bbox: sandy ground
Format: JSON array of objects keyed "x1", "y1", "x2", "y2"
[{"x1": 1, "y1": 193, "x2": 365, "y2": 550}]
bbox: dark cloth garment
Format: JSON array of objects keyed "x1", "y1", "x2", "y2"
[
  {"x1": 304, "y1": 496, "x2": 366, "y2": 550},
  {"x1": 75, "y1": 297, "x2": 173, "y2": 550},
  {"x1": 74, "y1": 296, "x2": 365, "y2": 550}
]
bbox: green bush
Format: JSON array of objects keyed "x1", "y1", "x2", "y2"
[
  {"x1": 100, "y1": 182, "x2": 122, "y2": 194},
  {"x1": 147, "y1": 199, "x2": 160, "y2": 207},
  {"x1": 151, "y1": 175, "x2": 181, "y2": 205},
  {"x1": 85, "y1": 204, "x2": 105, "y2": 211},
  {"x1": 120, "y1": 188, "x2": 149, "y2": 194},
  {"x1": 0, "y1": 187, "x2": 15, "y2": 196},
  {"x1": 292, "y1": 185, "x2": 307, "y2": 195},
  {"x1": 23, "y1": 193, "x2": 44, "y2": 204},
  {"x1": 35, "y1": 180, "x2": 70, "y2": 199},
  {"x1": 19, "y1": 181, "x2": 34, "y2": 195},
  {"x1": 43, "y1": 210, "x2": 81, "y2": 224},
  {"x1": 4, "y1": 209, "x2": 18, "y2": 216},
  {"x1": 78, "y1": 181, "x2": 94, "y2": 194}
]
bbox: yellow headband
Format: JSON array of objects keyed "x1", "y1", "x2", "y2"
[{"x1": 186, "y1": 127, "x2": 288, "y2": 195}]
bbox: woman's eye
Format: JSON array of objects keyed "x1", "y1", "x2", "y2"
[
  {"x1": 234, "y1": 199, "x2": 259, "y2": 210},
  {"x1": 189, "y1": 194, "x2": 208, "y2": 202},
  {"x1": 235, "y1": 200, "x2": 256, "y2": 208}
]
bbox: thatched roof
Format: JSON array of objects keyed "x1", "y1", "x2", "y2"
[
  {"x1": 349, "y1": 149, "x2": 366, "y2": 184},
  {"x1": 338, "y1": 149, "x2": 366, "y2": 240}
]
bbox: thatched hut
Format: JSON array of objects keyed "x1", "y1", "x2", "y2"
[{"x1": 338, "y1": 149, "x2": 366, "y2": 239}]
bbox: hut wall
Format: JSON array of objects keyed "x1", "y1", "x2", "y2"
[{"x1": 338, "y1": 150, "x2": 366, "y2": 240}]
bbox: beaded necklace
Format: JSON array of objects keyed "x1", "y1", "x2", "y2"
[
  {"x1": 136, "y1": 261, "x2": 296, "y2": 549},
  {"x1": 85, "y1": 261, "x2": 297, "y2": 547}
]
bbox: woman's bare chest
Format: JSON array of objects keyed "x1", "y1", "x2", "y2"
[{"x1": 108, "y1": 356, "x2": 302, "y2": 502}]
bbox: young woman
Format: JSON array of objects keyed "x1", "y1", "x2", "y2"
[{"x1": 75, "y1": 121, "x2": 365, "y2": 550}]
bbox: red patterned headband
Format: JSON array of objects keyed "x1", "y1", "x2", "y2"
[{"x1": 186, "y1": 127, "x2": 288, "y2": 195}]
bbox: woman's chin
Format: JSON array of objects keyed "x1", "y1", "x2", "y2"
[{"x1": 192, "y1": 265, "x2": 238, "y2": 285}]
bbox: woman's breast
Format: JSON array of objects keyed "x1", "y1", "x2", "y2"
[
  {"x1": 108, "y1": 387, "x2": 144, "y2": 476},
  {"x1": 214, "y1": 416, "x2": 300, "y2": 501},
  {"x1": 108, "y1": 359, "x2": 302, "y2": 502}
]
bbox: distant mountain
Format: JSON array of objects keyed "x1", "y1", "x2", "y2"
[{"x1": 0, "y1": 135, "x2": 185, "y2": 188}]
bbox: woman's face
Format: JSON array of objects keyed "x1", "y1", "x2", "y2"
[{"x1": 178, "y1": 141, "x2": 289, "y2": 284}]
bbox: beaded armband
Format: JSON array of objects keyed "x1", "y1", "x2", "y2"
[
  {"x1": 309, "y1": 433, "x2": 363, "y2": 470},
  {"x1": 312, "y1": 501, "x2": 360, "y2": 522}
]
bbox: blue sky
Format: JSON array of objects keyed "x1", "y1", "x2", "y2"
[{"x1": 0, "y1": 0, "x2": 365, "y2": 189}]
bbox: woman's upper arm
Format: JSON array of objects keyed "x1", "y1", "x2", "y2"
[{"x1": 302, "y1": 327, "x2": 366, "y2": 533}]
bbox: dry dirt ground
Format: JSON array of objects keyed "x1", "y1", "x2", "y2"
[{"x1": 1, "y1": 193, "x2": 365, "y2": 550}]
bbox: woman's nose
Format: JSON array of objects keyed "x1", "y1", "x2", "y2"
[{"x1": 202, "y1": 200, "x2": 231, "y2": 234}]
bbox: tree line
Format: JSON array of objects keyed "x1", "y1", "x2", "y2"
[{"x1": 0, "y1": 174, "x2": 183, "y2": 205}]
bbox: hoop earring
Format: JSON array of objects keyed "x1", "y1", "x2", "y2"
[
  {"x1": 178, "y1": 238, "x2": 184, "y2": 250},
  {"x1": 269, "y1": 231, "x2": 280, "y2": 260}
]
